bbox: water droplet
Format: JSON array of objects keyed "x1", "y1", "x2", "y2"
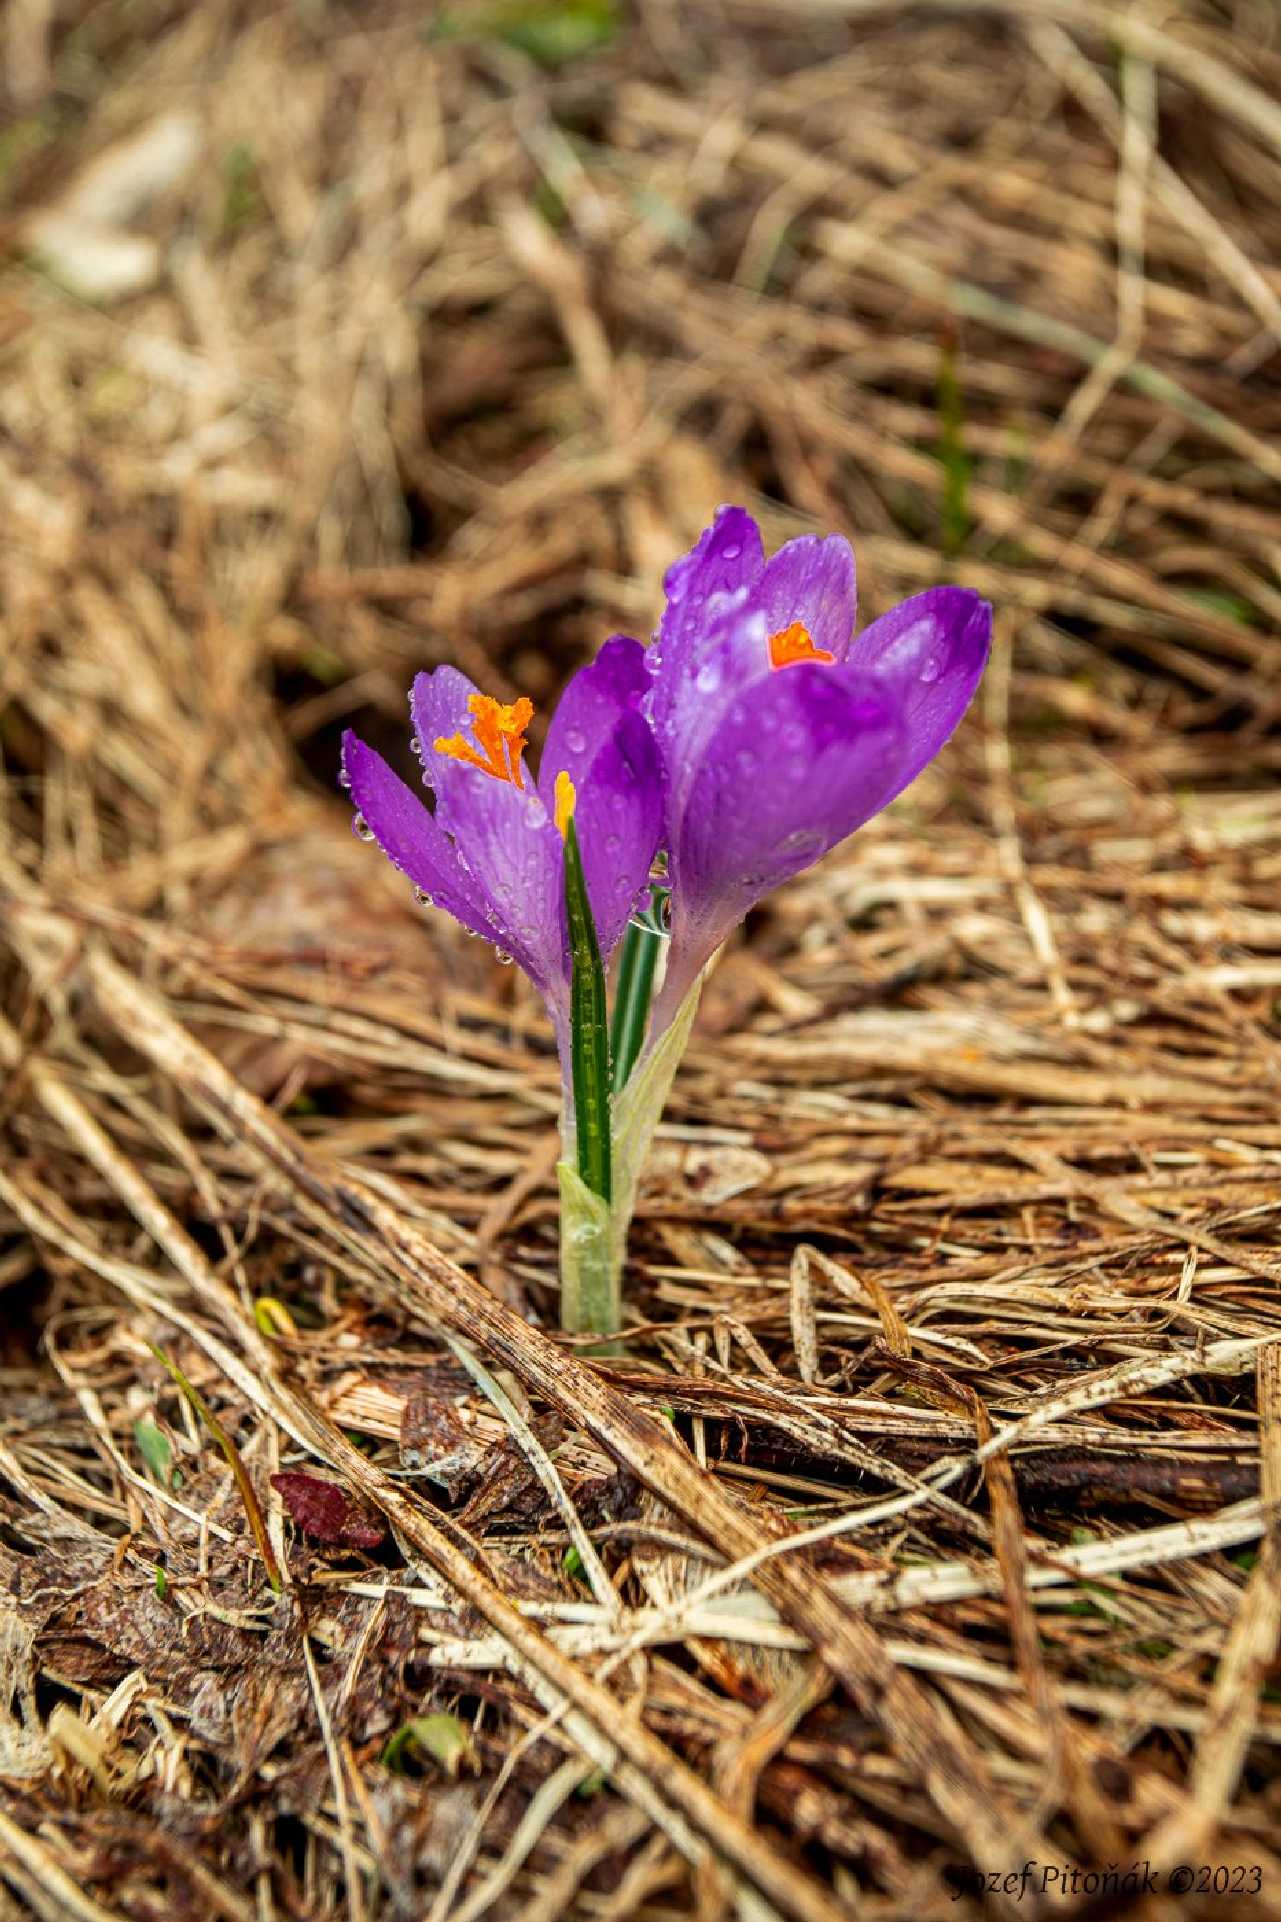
[
  {"x1": 495, "y1": 949, "x2": 514, "y2": 966},
  {"x1": 338, "y1": 770, "x2": 351, "y2": 789},
  {"x1": 696, "y1": 661, "x2": 722, "y2": 694},
  {"x1": 413, "y1": 887, "x2": 434, "y2": 908},
  {"x1": 565, "y1": 727, "x2": 586, "y2": 754},
  {"x1": 352, "y1": 813, "x2": 375, "y2": 842},
  {"x1": 920, "y1": 650, "x2": 944, "y2": 684},
  {"x1": 605, "y1": 833, "x2": 621, "y2": 853},
  {"x1": 722, "y1": 543, "x2": 740, "y2": 560},
  {"x1": 410, "y1": 737, "x2": 423, "y2": 758}
]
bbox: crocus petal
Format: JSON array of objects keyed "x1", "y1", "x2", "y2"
[
  {"x1": 754, "y1": 533, "x2": 857, "y2": 660},
  {"x1": 654, "y1": 505, "x2": 764, "y2": 656},
  {"x1": 341, "y1": 731, "x2": 495, "y2": 946},
  {"x1": 646, "y1": 507, "x2": 764, "y2": 744},
  {"x1": 851, "y1": 587, "x2": 992, "y2": 807},
  {"x1": 409, "y1": 663, "x2": 478, "y2": 790},
  {"x1": 539, "y1": 636, "x2": 651, "y2": 806},
  {"x1": 644, "y1": 593, "x2": 772, "y2": 828},
  {"x1": 658, "y1": 664, "x2": 905, "y2": 1017},
  {"x1": 441, "y1": 770, "x2": 566, "y2": 997},
  {"x1": 570, "y1": 709, "x2": 665, "y2": 962}
]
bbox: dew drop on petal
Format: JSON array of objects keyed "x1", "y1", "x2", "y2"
[
  {"x1": 413, "y1": 887, "x2": 434, "y2": 908},
  {"x1": 920, "y1": 650, "x2": 944, "y2": 684},
  {"x1": 565, "y1": 727, "x2": 586, "y2": 754},
  {"x1": 338, "y1": 770, "x2": 351, "y2": 789},
  {"x1": 722, "y1": 543, "x2": 740, "y2": 560},
  {"x1": 495, "y1": 949, "x2": 514, "y2": 966},
  {"x1": 352, "y1": 813, "x2": 375, "y2": 842},
  {"x1": 696, "y1": 661, "x2": 722, "y2": 694}
]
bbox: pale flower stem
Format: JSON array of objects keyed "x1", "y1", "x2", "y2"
[
  {"x1": 555, "y1": 970, "x2": 706, "y2": 1348},
  {"x1": 557, "y1": 1158, "x2": 620, "y2": 1351}
]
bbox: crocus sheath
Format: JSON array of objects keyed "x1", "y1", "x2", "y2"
[{"x1": 643, "y1": 506, "x2": 993, "y2": 1022}]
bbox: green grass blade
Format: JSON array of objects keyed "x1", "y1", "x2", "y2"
[{"x1": 150, "y1": 1343, "x2": 282, "y2": 1594}]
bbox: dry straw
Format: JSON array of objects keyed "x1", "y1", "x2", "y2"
[{"x1": 2, "y1": 1, "x2": 1281, "y2": 1917}]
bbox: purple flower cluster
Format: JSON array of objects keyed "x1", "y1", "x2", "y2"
[{"x1": 343, "y1": 507, "x2": 991, "y2": 1068}]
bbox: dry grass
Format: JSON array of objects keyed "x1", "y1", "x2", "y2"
[{"x1": 3, "y1": 1, "x2": 1281, "y2": 1916}]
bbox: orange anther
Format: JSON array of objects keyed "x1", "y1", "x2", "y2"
[
  {"x1": 435, "y1": 693, "x2": 533, "y2": 787},
  {"x1": 768, "y1": 621, "x2": 835, "y2": 671}
]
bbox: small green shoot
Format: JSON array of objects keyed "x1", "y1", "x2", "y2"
[
  {"x1": 382, "y1": 1713, "x2": 476, "y2": 1776},
  {"x1": 134, "y1": 1418, "x2": 178, "y2": 1489}
]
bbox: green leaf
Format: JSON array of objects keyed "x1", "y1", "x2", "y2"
[
  {"x1": 610, "y1": 920, "x2": 662, "y2": 1093},
  {"x1": 134, "y1": 1418, "x2": 176, "y2": 1489},
  {"x1": 563, "y1": 814, "x2": 611, "y2": 1204}
]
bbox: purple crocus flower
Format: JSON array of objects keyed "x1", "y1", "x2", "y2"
[
  {"x1": 643, "y1": 506, "x2": 992, "y2": 1024},
  {"x1": 341, "y1": 638, "x2": 662, "y2": 1076}
]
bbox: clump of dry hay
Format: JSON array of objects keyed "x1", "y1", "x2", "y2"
[{"x1": 3, "y1": 2, "x2": 1281, "y2": 1917}]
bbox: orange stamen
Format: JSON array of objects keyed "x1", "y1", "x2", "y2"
[
  {"x1": 553, "y1": 770, "x2": 576, "y2": 838},
  {"x1": 768, "y1": 621, "x2": 835, "y2": 671},
  {"x1": 435, "y1": 693, "x2": 533, "y2": 788}
]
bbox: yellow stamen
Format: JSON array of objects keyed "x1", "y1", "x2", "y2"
[
  {"x1": 768, "y1": 621, "x2": 835, "y2": 671},
  {"x1": 554, "y1": 770, "x2": 577, "y2": 838},
  {"x1": 435, "y1": 692, "x2": 533, "y2": 787}
]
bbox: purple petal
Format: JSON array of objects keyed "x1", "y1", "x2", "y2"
[
  {"x1": 410, "y1": 665, "x2": 491, "y2": 827},
  {"x1": 539, "y1": 636, "x2": 650, "y2": 806},
  {"x1": 342, "y1": 730, "x2": 566, "y2": 1002},
  {"x1": 754, "y1": 533, "x2": 857, "y2": 660},
  {"x1": 571, "y1": 709, "x2": 664, "y2": 962},
  {"x1": 441, "y1": 770, "x2": 566, "y2": 997},
  {"x1": 852, "y1": 587, "x2": 991, "y2": 806},
  {"x1": 656, "y1": 665, "x2": 905, "y2": 1018},
  {"x1": 341, "y1": 731, "x2": 493, "y2": 944},
  {"x1": 647, "y1": 507, "x2": 764, "y2": 741},
  {"x1": 644, "y1": 592, "x2": 773, "y2": 823},
  {"x1": 654, "y1": 506, "x2": 764, "y2": 650}
]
